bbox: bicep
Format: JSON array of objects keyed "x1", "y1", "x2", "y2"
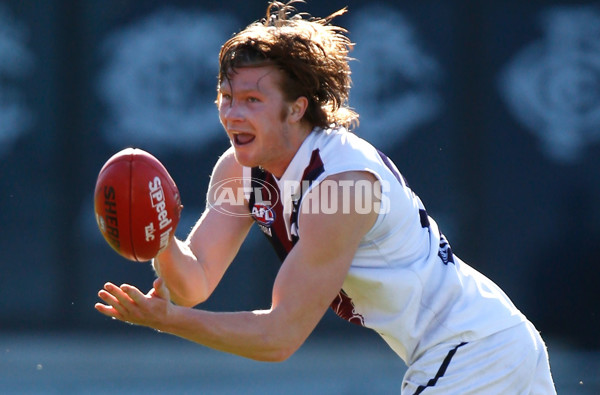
[{"x1": 267, "y1": 172, "x2": 379, "y2": 347}]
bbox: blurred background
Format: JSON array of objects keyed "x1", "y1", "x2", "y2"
[{"x1": 0, "y1": 0, "x2": 599, "y2": 393}]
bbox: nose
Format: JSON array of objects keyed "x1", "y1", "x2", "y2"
[{"x1": 220, "y1": 99, "x2": 244, "y2": 123}]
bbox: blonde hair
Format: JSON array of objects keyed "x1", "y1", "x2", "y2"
[{"x1": 218, "y1": 1, "x2": 358, "y2": 130}]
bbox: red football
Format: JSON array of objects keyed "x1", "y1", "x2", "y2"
[{"x1": 94, "y1": 148, "x2": 182, "y2": 262}]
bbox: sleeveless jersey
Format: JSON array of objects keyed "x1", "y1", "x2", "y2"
[{"x1": 243, "y1": 127, "x2": 525, "y2": 364}]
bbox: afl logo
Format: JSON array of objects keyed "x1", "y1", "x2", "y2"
[
  {"x1": 206, "y1": 177, "x2": 279, "y2": 218},
  {"x1": 252, "y1": 204, "x2": 276, "y2": 226}
]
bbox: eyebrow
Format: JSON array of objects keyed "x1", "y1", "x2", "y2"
[
  {"x1": 220, "y1": 86, "x2": 261, "y2": 94},
  {"x1": 219, "y1": 68, "x2": 276, "y2": 94}
]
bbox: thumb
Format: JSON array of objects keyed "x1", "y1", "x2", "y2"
[{"x1": 150, "y1": 277, "x2": 170, "y2": 300}]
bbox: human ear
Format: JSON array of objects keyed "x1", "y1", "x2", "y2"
[{"x1": 288, "y1": 96, "x2": 308, "y2": 123}]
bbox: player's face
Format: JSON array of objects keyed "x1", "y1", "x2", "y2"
[{"x1": 218, "y1": 65, "x2": 307, "y2": 177}]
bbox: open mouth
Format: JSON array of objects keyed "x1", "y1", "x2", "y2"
[{"x1": 233, "y1": 133, "x2": 255, "y2": 146}]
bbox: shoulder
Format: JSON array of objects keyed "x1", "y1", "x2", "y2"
[
  {"x1": 210, "y1": 146, "x2": 243, "y2": 181},
  {"x1": 321, "y1": 170, "x2": 378, "y2": 184},
  {"x1": 205, "y1": 147, "x2": 253, "y2": 217},
  {"x1": 314, "y1": 128, "x2": 381, "y2": 165},
  {"x1": 206, "y1": 147, "x2": 244, "y2": 205}
]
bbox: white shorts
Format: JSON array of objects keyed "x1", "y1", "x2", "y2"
[{"x1": 402, "y1": 321, "x2": 556, "y2": 394}]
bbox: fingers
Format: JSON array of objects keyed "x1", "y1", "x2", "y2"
[
  {"x1": 120, "y1": 283, "x2": 144, "y2": 303},
  {"x1": 95, "y1": 281, "x2": 167, "y2": 327},
  {"x1": 94, "y1": 301, "x2": 121, "y2": 318},
  {"x1": 96, "y1": 282, "x2": 138, "y2": 319}
]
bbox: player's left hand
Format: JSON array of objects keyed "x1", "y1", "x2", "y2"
[{"x1": 95, "y1": 277, "x2": 172, "y2": 329}]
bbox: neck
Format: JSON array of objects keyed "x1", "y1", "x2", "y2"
[{"x1": 265, "y1": 124, "x2": 313, "y2": 178}]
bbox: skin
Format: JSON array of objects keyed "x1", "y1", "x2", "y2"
[
  {"x1": 217, "y1": 66, "x2": 310, "y2": 177},
  {"x1": 95, "y1": 65, "x2": 379, "y2": 362}
]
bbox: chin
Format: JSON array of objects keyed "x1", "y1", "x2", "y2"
[{"x1": 232, "y1": 149, "x2": 258, "y2": 168}]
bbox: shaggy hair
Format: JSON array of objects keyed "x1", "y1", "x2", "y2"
[{"x1": 217, "y1": 0, "x2": 358, "y2": 130}]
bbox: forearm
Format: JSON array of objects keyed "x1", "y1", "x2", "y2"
[
  {"x1": 153, "y1": 238, "x2": 211, "y2": 307},
  {"x1": 159, "y1": 306, "x2": 300, "y2": 362}
]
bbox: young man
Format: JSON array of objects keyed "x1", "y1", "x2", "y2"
[{"x1": 96, "y1": 1, "x2": 556, "y2": 393}]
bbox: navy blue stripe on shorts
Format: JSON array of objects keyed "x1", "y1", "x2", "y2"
[{"x1": 413, "y1": 342, "x2": 468, "y2": 395}]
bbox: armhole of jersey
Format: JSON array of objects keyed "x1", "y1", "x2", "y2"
[{"x1": 295, "y1": 167, "x2": 388, "y2": 240}]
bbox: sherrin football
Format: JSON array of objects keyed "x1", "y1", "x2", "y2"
[{"x1": 94, "y1": 148, "x2": 182, "y2": 262}]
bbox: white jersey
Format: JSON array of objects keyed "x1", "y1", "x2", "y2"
[{"x1": 244, "y1": 127, "x2": 526, "y2": 364}]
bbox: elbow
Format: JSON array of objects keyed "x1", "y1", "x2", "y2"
[
  {"x1": 165, "y1": 280, "x2": 209, "y2": 308},
  {"x1": 172, "y1": 298, "x2": 202, "y2": 309},
  {"x1": 169, "y1": 290, "x2": 208, "y2": 308},
  {"x1": 252, "y1": 344, "x2": 297, "y2": 363},
  {"x1": 251, "y1": 327, "x2": 304, "y2": 362},
  {"x1": 275, "y1": 346, "x2": 298, "y2": 362},
  {"x1": 162, "y1": 269, "x2": 213, "y2": 307},
  {"x1": 247, "y1": 309, "x2": 310, "y2": 362},
  {"x1": 267, "y1": 342, "x2": 300, "y2": 362}
]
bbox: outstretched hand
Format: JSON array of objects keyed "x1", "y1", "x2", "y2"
[{"x1": 95, "y1": 277, "x2": 172, "y2": 330}]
